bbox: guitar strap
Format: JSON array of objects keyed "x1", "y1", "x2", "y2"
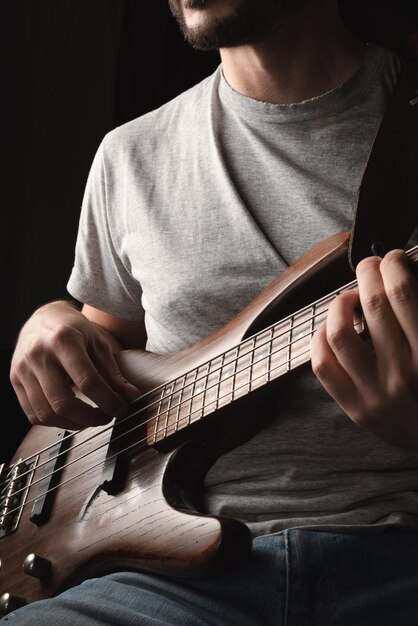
[{"x1": 349, "y1": 53, "x2": 418, "y2": 269}]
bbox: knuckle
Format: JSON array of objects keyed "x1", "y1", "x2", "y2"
[
  {"x1": 9, "y1": 370, "x2": 22, "y2": 388},
  {"x1": 327, "y1": 326, "x2": 350, "y2": 352},
  {"x1": 49, "y1": 396, "x2": 72, "y2": 417},
  {"x1": 73, "y1": 371, "x2": 98, "y2": 395},
  {"x1": 34, "y1": 406, "x2": 55, "y2": 425},
  {"x1": 387, "y1": 279, "x2": 415, "y2": 305},
  {"x1": 362, "y1": 290, "x2": 387, "y2": 317},
  {"x1": 312, "y1": 356, "x2": 332, "y2": 382},
  {"x1": 26, "y1": 339, "x2": 46, "y2": 362},
  {"x1": 10, "y1": 356, "x2": 36, "y2": 383},
  {"x1": 28, "y1": 414, "x2": 41, "y2": 426},
  {"x1": 23, "y1": 328, "x2": 74, "y2": 363},
  {"x1": 48, "y1": 324, "x2": 80, "y2": 351}
]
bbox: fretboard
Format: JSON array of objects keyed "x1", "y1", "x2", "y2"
[
  {"x1": 147, "y1": 282, "x2": 361, "y2": 445},
  {"x1": 147, "y1": 244, "x2": 418, "y2": 445}
]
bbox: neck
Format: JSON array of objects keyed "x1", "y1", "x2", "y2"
[{"x1": 220, "y1": 1, "x2": 366, "y2": 105}]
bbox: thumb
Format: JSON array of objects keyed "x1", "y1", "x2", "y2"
[{"x1": 92, "y1": 341, "x2": 142, "y2": 404}]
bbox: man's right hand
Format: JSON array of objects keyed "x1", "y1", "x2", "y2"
[{"x1": 10, "y1": 301, "x2": 141, "y2": 430}]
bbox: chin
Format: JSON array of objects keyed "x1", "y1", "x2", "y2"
[{"x1": 170, "y1": 0, "x2": 287, "y2": 52}]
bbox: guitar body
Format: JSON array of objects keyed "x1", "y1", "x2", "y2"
[{"x1": 0, "y1": 231, "x2": 354, "y2": 609}]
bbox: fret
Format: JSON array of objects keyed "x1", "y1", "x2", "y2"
[
  {"x1": 214, "y1": 353, "x2": 226, "y2": 411},
  {"x1": 310, "y1": 303, "x2": 316, "y2": 338},
  {"x1": 306, "y1": 303, "x2": 316, "y2": 363},
  {"x1": 162, "y1": 383, "x2": 174, "y2": 438},
  {"x1": 174, "y1": 375, "x2": 187, "y2": 432},
  {"x1": 287, "y1": 316, "x2": 294, "y2": 372},
  {"x1": 247, "y1": 337, "x2": 256, "y2": 393},
  {"x1": 266, "y1": 327, "x2": 274, "y2": 383},
  {"x1": 202, "y1": 361, "x2": 212, "y2": 418},
  {"x1": 226, "y1": 346, "x2": 239, "y2": 403},
  {"x1": 152, "y1": 387, "x2": 166, "y2": 444},
  {"x1": 186, "y1": 368, "x2": 199, "y2": 427}
]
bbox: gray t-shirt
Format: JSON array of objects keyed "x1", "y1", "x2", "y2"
[{"x1": 68, "y1": 44, "x2": 418, "y2": 537}]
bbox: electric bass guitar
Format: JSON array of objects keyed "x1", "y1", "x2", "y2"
[{"x1": 1, "y1": 231, "x2": 417, "y2": 614}]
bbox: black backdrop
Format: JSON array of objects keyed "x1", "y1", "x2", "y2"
[{"x1": 2, "y1": 0, "x2": 418, "y2": 461}]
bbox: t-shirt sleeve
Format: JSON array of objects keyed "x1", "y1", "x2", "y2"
[{"x1": 67, "y1": 139, "x2": 145, "y2": 321}]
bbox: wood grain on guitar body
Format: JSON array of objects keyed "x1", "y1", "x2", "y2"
[{"x1": 1, "y1": 231, "x2": 417, "y2": 614}]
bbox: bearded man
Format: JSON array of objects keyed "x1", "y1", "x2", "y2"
[{"x1": 6, "y1": 0, "x2": 418, "y2": 623}]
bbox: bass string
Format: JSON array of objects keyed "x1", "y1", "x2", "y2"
[
  {"x1": 3, "y1": 343, "x2": 317, "y2": 520},
  {"x1": 62, "y1": 242, "x2": 417, "y2": 441},
  {"x1": 3, "y1": 275, "x2": 359, "y2": 485},
  {"x1": 1, "y1": 285, "x2": 365, "y2": 499},
  {"x1": 6, "y1": 243, "x2": 418, "y2": 484},
  {"x1": 1, "y1": 313, "x2": 327, "y2": 505},
  {"x1": 3, "y1": 246, "x2": 417, "y2": 516},
  {"x1": 3, "y1": 316, "x2": 367, "y2": 522},
  {"x1": 1, "y1": 305, "x2": 333, "y2": 496}
]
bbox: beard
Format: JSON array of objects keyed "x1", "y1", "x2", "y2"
[{"x1": 168, "y1": 0, "x2": 310, "y2": 51}]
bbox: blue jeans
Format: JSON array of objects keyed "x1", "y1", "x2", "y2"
[{"x1": 2, "y1": 529, "x2": 418, "y2": 625}]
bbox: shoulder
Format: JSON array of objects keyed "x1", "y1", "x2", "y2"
[{"x1": 101, "y1": 66, "x2": 221, "y2": 159}]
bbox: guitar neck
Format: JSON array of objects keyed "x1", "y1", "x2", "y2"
[
  {"x1": 145, "y1": 244, "x2": 418, "y2": 446},
  {"x1": 145, "y1": 280, "x2": 362, "y2": 446}
]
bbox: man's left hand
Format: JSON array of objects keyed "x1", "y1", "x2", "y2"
[{"x1": 311, "y1": 249, "x2": 418, "y2": 452}]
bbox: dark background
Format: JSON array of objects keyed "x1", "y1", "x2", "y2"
[{"x1": 2, "y1": 0, "x2": 418, "y2": 461}]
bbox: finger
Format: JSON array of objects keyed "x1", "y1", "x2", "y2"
[
  {"x1": 90, "y1": 337, "x2": 141, "y2": 403},
  {"x1": 324, "y1": 289, "x2": 375, "y2": 389},
  {"x1": 36, "y1": 366, "x2": 114, "y2": 429},
  {"x1": 59, "y1": 342, "x2": 132, "y2": 418},
  {"x1": 356, "y1": 256, "x2": 408, "y2": 360},
  {"x1": 311, "y1": 322, "x2": 359, "y2": 412},
  {"x1": 17, "y1": 373, "x2": 85, "y2": 430},
  {"x1": 380, "y1": 249, "x2": 418, "y2": 352},
  {"x1": 11, "y1": 378, "x2": 43, "y2": 426}
]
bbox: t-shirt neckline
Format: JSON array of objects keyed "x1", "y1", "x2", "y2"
[{"x1": 217, "y1": 43, "x2": 385, "y2": 123}]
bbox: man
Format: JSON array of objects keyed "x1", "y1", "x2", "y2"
[{"x1": 5, "y1": 0, "x2": 418, "y2": 623}]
